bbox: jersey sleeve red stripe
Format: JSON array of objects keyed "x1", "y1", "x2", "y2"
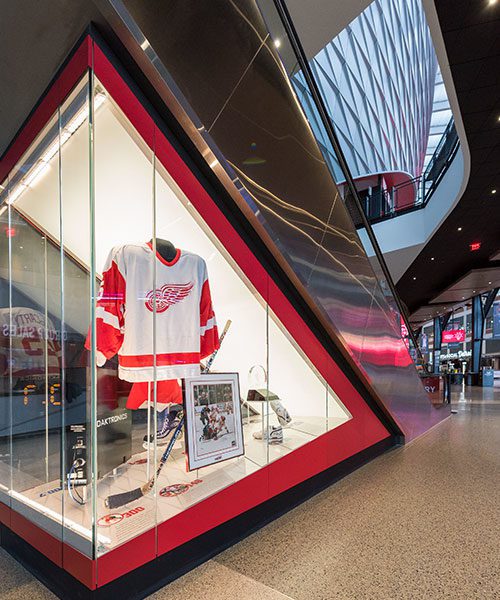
[
  {"x1": 85, "y1": 256, "x2": 126, "y2": 361},
  {"x1": 199, "y1": 277, "x2": 219, "y2": 359}
]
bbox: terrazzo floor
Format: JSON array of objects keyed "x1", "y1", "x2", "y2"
[{"x1": 1, "y1": 384, "x2": 498, "y2": 599}]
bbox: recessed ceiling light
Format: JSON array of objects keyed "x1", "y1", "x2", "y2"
[
  {"x1": 413, "y1": 277, "x2": 417, "y2": 280},
  {"x1": 488, "y1": 281, "x2": 492, "y2": 284},
  {"x1": 492, "y1": 189, "x2": 497, "y2": 194},
  {"x1": 457, "y1": 227, "x2": 462, "y2": 231},
  {"x1": 274, "y1": 39, "x2": 282, "y2": 48},
  {"x1": 431, "y1": 257, "x2": 435, "y2": 261}
]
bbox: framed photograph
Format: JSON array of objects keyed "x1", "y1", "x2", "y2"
[{"x1": 184, "y1": 373, "x2": 244, "y2": 471}]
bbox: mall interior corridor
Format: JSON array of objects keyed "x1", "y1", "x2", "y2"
[{"x1": 0, "y1": 385, "x2": 497, "y2": 600}]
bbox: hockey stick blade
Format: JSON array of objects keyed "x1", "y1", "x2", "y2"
[
  {"x1": 105, "y1": 486, "x2": 143, "y2": 509},
  {"x1": 104, "y1": 415, "x2": 185, "y2": 509}
]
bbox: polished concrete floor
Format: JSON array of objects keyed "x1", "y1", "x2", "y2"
[{"x1": 0, "y1": 384, "x2": 498, "y2": 599}]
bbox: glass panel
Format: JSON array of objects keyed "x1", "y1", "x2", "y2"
[
  {"x1": 91, "y1": 76, "x2": 156, "y2": 556},
  {"x1": 1, "y1": 105, "x2": 65, "y2": 541},
  {"x1": 59, "y1": 78, "x2": 93, "y2": 555},
  {"x1": 0, "y1": 195, "x2": 12, "y2": 506},
  {"x1": 153, "y1": 128, "x2": 269, "y2": 527},
  {"x1": 0, "y1": 75, "x2": 96, "y2": 555},
  {"x1": 266, "y1": 308, "x2": 350, "y2": 461}
]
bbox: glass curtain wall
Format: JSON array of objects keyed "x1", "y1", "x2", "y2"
[{"x1": 0, "y1": 61, "x2": 347, "y2": 559}]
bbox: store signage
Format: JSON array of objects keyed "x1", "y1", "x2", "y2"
[
  {"x1": 440, "y1": 349, "x2": 471, "y2": 361},
  {"x1": 421, "y1": 376, "x2": 440, "y2": 396},
  {"x1": 441, "y1": 329, "x2": 465, "y2": 343},
  {"x1": 469, "y1": 242, "x2": 481, "y2": 251}
]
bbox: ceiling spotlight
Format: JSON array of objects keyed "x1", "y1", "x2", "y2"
[
  {"x1": 457, "y1": 227, "x2": 462, "y2": 231},
  {"x1": 488, "y1": 281, "x2": 492, "y2": 284},
  {"x1": 274, "y1": 39, "x2": 282, "y2": 48},
  {"x1": 488, "y1": 0, "x2": 497, "y2": 5},
  {"x1": 413, "y1": 277, "x2": 417, "y2": 281},
  {"x1": 492, "y1": 189, "x2": 497, "y2": 194},
  {"x1": 431, "y1": 257, "x2": 435, "y2": 261}
]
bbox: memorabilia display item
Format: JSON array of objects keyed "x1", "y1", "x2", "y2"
[
  {"x1": 90, "y1": 241, "x2": 219, "y2": 382},
  {"x1": 270, "y1": 400, "x2": 292, "y2": 427},
  {"x1": 246, "y1": 383, "x2": 293, "y2": 443},
  {"x1": 184, "y1": 372, "x2": 244, "y2": 471},
  {"x1": 127, "y1": 379, "x2": 182, "y2": 410},
  {"x1": 105, "y1": 412, "x2": 185, "y2": 509},
  {"x1": 142, "y1": 403, "x2": 183, "y2": 449},
  {"x1": 105, "y1": 320, "x2": 232, "y2": 509},
  {"x1": 252, "y1": 425, "x2": 284, "y2": 444}
]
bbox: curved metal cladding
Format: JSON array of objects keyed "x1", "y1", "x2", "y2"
[
  {"x1": 117, "y1": 0, "x2": 449, "y2": 439},
  {"x1": 294, "y1": 0, "x2": 438, "y2": 187}
]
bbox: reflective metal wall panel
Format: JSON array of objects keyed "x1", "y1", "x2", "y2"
[{"x1": 110, "y1": 0, "x2": 449, "y2": 439}]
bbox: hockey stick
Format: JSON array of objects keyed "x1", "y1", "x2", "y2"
[
  {"x1": 105, "y1": 319, "x2": 232, "y2": 509},
  {"x1": 202, "y1": 319, "x2": 231, "y2": 372}
]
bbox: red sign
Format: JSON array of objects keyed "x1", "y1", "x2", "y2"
[
  {"x1": 469, "y1": 242, "x2": 481, "y2": 251},
  {"x1": 442, "y1": 329, "x2": 465, "y2": 343}
]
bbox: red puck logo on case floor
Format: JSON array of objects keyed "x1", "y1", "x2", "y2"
[
  {"x1": 98, "y1": 506, "x2": 145, "y2": 527},
  {"x1": 145, "y1": 282, "x2": 193, "y2": 313},
  {"x1": 160, "y1": 479, "x2": 203, "y2": 497},
  {"x1": 98, "y1": 513, "x2": 124, "y2": 527}
]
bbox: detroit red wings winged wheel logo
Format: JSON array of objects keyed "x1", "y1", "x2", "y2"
[{"x1": 145, "y1": 282, "x2": 194, "y2": 313}]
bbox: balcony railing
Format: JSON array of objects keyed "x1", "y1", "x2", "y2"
[{"x1": 360, "y1": 119, "x2": 460, "y2": 224}]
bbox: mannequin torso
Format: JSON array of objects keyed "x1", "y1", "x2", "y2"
[{"x1": 150, "y1": 238, "x2": 177, "y2": 262}]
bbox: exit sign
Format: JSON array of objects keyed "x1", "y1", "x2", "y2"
[{"x1": 470, "y1": 242, "x2": 481, "y2": 251}]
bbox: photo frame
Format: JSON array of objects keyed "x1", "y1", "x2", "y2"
[{"x1": 184, "y1": 373, "x2": 244, "y2": 471}]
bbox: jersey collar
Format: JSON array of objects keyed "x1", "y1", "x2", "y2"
[{"x1": 146, "y1": 242, "x2": 181, "y2": 266}]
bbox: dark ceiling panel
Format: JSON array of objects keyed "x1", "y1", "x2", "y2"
[
  {"x1": 409, "y1": 302, "x2": 466, "y2": 326},
  {"x1": 397, "y1": 4, "x2": 500, "y2": 315},
  {"x1": 431, "y1": 267, "x2": 500, "y2": 304},
  {"x1": 0, "y1": 0, "x2": 105, "y2": 157},
  {"x1": 433, "y1": 0, "x2": 500, "y2": 31}
]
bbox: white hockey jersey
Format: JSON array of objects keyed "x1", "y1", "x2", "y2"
[{"x1": 87, "y1": 242, "x2": 219, "y2": 382}]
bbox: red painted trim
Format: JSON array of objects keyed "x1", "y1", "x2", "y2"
[
  {"x1": 157, "y1": 468, "x2": 269, "y2": 555},
  {"x1": 63, "y1": 543, "x2": 97, "y2": 590},
  {"x1": 146, "y1": 241, "x2": 181, "y2": 266},
  {"x1": 267, "y1": 432, "x2": 329, "y2": 497},
  {"x1": 0, "y1": 36, "x2": 92, "y2": 184},
  {"x1": 97, "y1": 528, "x2": 156, "y2": 587},
  {"x1": 0, "y1": 501, "x2": 10, "y2": 527},
  {"x1": 10, "y1": 510, "x2": 62, "y2": 567}
]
